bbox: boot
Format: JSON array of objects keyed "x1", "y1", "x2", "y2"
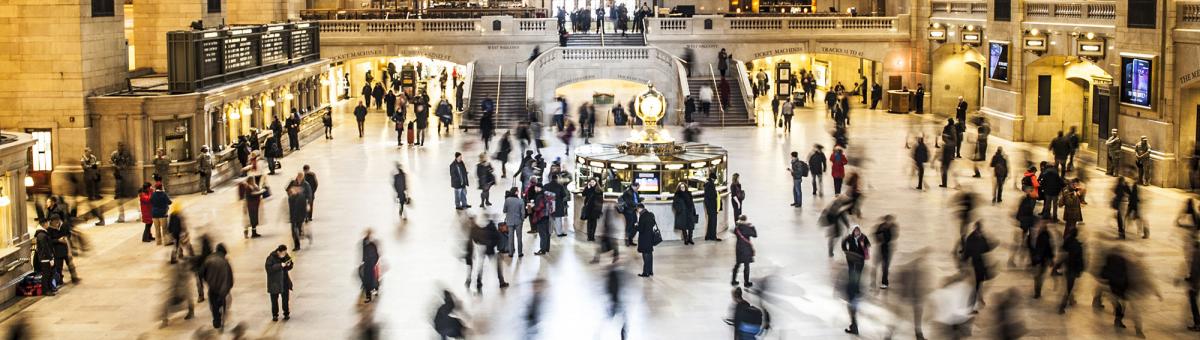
[{"x1": 251, "y1": 227, "x2": 263, "y2": 238}]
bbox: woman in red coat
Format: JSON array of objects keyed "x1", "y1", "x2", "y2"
[
  {"x1": 830, "y1": 147, "x2": 850, "y2": 195},
  {"x1": 138, "y1": 182, "x2": 154, "y2": 242}
]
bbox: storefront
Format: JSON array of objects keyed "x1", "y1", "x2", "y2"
[{"x1": 0, "y1": 133, "x2": 35, "y2": 305}]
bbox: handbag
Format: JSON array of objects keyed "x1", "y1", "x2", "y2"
[
  {"x1": 261, "y1": 186, "x2": 272, "y2": 199},
  {"x1": 651, "y1": 226, "x2": 663, "y2": 246}
]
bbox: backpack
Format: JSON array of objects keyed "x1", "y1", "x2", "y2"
[{"x1": 738, "y1": 305, "x2": 766, "y2": 334}]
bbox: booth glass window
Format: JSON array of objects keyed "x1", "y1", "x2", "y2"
[
  {"x1": 0, "y1": 173, "x2": 12, "y2": 248},
  {"x1": 154, "y1": 119, "x2": 193, "y2": 161}
]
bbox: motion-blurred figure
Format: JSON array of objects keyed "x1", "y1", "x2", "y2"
[
  {"x1": 393, "y1": 164, "x2": 410, "y2": 220},
  {"x1": 592, "y1": 206, "x2": 621, "y2": 264},
  {"x1": 524, "y1": 279, "x2": 548, "y2": 339},
  {"x1": 960, "y1": 221, "x2": 993, "y2": 312},
  {"x1": 992, "y1": 288, "x2": 1027, "y2": 340},
  {"x1": 200, "y1": 243, "x2": 233, "y2": 330},
  {"x1": 1184, "y1": 238, "x2": 1200, "y2": 331},
  {"x1": 468, "y1": 220, "x2": 509, "y2": 293},
  {"x1": 873, "y1": 215, "x2": 896, "y2": 289},
  {"x1": 432, "y1": 290, "x2": 467, "y2": 339},
  {"x1": 605, "y1": 265, "x2": 629, "y2": 339},
  {"x1": 1030, "y1": 220, "x2": 1054, "y2": 299},
  {"x1": 360, "y1": 230, "x2": 380, "y2": 303},
  {"x1": 891, "y1": 252, "x2": 930, "y2": 340},
  {"x1": 727, "y1": 287, "x2": 768, "y2": 340},
  {"x1": 5, "y1": 315, "x2": 34, "y2": 340},
  {"x1": 1127, "y1": 182, "x2": 1148, "y2": 238},
  {"x1": 161, "y1": 260, "x2": 196, "y2": 327},
  {"x1": 1056, "y1": 227, "x2": 1085, "y2": 314}
]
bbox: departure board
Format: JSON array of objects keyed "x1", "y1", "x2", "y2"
[
  {"x1": 168, "y1": 22, "x2": 322, "y2": 93},
  {"x1": 260, "y1": 31, "x2": 287, "y2": 66}
]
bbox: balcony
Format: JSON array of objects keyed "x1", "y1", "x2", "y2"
[
  {"x1": 645, "y1": 15, "x2": 908, "y2": 42},
  {"x1": 1023, "y1": 1, "x2": 1117, "y2": 25},
  {"x1": 317, "y1": 18, "x2": 558, "y2": 45},
  {"x1": 929, "y1": 0, "x2": 989, "y2": 21}
]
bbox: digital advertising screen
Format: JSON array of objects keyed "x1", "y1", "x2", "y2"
[
  {"x1": 988, "y1": 42, "x2": 1009, "y2": 82},
  {"x1": 633, "y1": 172, "x2": 660, "y2": 193},
  {"x1": 1120, "y1": 56, "x2": 1153, "y2": 108}
]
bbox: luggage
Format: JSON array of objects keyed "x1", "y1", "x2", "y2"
[
  {"x1": 19, "y1": 273, "x2": 43, "y2": 296},
  {"x1": 406, "y1": 127, "x2": 416, "y2": 145}
]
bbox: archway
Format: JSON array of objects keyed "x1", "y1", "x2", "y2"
[
  {"x1": 554, "y1": 79, "x2": 652, "y2": 126},
  {"x1": 745, "y1": 52, "x2": 883, "y2": 112},
  {"x1": 1022, "y1": 55, "x2": 1112, "y2": 144},
  {"x1": 930, "y1": 43, "x2": 985, "y2": 117},
  {"x1": 334, "y1": 55, "x2": 470, "y2": 108}
]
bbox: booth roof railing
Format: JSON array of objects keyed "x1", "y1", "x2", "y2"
[
  {"x1": 1179, "y1": 1, "x2": 1200, "y2": 27},
  {"x1": 645, "y1": 15, "x2": 905, "y2": 34},
  {"x1": 317, "y1": 18, "x2": 557, "y2": 36}
]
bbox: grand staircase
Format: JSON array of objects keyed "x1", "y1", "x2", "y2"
[
  {"x1": 565, "y1": 32, "x2": 645, "y2": 47},
  {"x1": 462, "y1": 77, "x2": 527, "y2": 129},
  {"x1": 687, "y1": 77, "x2": 755, "y2": 127}
]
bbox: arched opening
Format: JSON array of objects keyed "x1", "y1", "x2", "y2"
[
  {"x1": 1022, "y1": 55, "x2": 1112, "y2": 145},
  {"x1": 930, "y1": 43, "x2": 985, "y2": 117},
  {"x1": 1177, "y1": 81, "x2": 1200, "y2": 185},
  {"x1": 745, "y1": 52, "x2": 883, "y2": 115},
  {"x1": 332, "y1": 56, "x2": 469, "y2": 109},
  {"x1": 554, "y1": 79, "x2": 653, "y2": 126}
]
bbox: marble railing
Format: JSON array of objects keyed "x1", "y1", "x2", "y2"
[
  {"x1": 647, "y1": 15, "x2": 905, "y2": 35},
  {"x1": 1024, "y1": 1, "x2": 1116, "y2": 21},
  {"x1": 930, "y1": 0, "x2": 989, "y2": 17},
  {"x1": 317, "y1": 18, "x2": 556, "y2": 36}
]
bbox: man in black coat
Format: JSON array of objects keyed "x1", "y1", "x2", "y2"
[
  {"x1": 265, "y1": 245, "x2": 294, "y2": 321},
  {"x1": 361, "y1": 84, "x2": 372, "y2": 108},
  {"x1": 384, "y1": 90, "x2": 397, "y2": 118},
  {"x1": 912, "y1": 137, "x2": 930, "y2": 189},
  {"x1": 913, "y1": 84, "x2": 925, "y2": 113},
  {"x1": 1057, "y1": 228, "x2": 1085, "y2": 314},
  {"x1": 1050, "y1": 131, "x2": 1071, "y2": 174},
  {"x1": 372, "y1": 82, "x2": 385, "y2": 109},
  {"x1": 808, "y1": 145, "x2": 827, "y2": 196},
  {"x1": 361, "y1": 230, "x2": 380, "y2": 303},
  {"x1": 961, "y1": 223, "x2": 993, "y2": 311},
  {"x1": 544, "y1": 177, "x2": 570, "y2": 237},
  {"x1": 703, "y1": 176, "x2": 722, "y2": 241},
  {"x1": 938, "y1": 121, "x2": 957, "y2": 188},
  {"x1": 285, "y1": 111, "x2": 300, "y2": 151},
  {"x1": 635, "y1": 204, "x2": 657, "y2": 277},
  {"x1": 870, "y1": 83, "x2": 883, "y2": 110},
  {"x1": 270, "y1": 116, "x2": 284, "y2": 144},
  {"x1": 619, "y1": 183, "x2": 641, "y2": 246},
  {"x1": 1039, "y1": 165, "x2": 1064, "y2": 220},
  {"x1": 450, "y1": 152, "x2": 470, "y2": 210},
  {"x1": 286, "y1": 177, "x2": 310, "y2": 250},
  {"x1": 353, "y1": 101, "x2": 368, "y2": 138},
  {"x1": 201, "y1": 244, "x2": 234, "y2": 329},
  {"x1": 1031, "y1": 222, "x2": 1055, "y2": 299}
]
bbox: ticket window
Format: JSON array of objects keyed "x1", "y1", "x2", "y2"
[{"x1": 155, "y1": 119, "x2": 193, "y2": 161}]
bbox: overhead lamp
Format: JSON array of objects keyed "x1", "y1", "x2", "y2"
[
  {"x1": 0, "y1": 189, "x2": 10, "y2": 207},
  {"x1": 1085, "y1": 32, "x2": 1096, "y2": 40},
  {"x1": 284, "y1": 92, "x2": 295, "y2": 101},
  {"x1": 23, "y1": 176, "x2": 33, "y2": 187},
  {"x1": 264, "y1": 98, "x2": 276, "y2": 107},
  {"x1": 228, "y1": 109, "x2": 241, "y2": 120}
]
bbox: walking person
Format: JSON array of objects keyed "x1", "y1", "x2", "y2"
[
  {"x1": 322, "y1": 110, "x2": 333, "y2": 139},
  {"x1": 1050, "y1": 131, "x2": 1071, "y2": 174},
  {"x1": 360, "y1": 230, "x2": 380, "y2": 303},
  {"x1": 161, "y1": 260, "x2": 196, "y2": 326},
  {"x1": 1184, "y1": 238, "x2": 1200, "y2": 331},
  {"x1": 830, "y1": 146, "x2": 849, "y2": 195},
  {"x1": 476, "y1": 154, "x2": 496, "y2": 207},
  {"x1": 303, "y1": 165, "x2": 318, "y2": 222},
  {"x1": 450, "y1": 152, "x2": 470, "y2": 210},
  {"x1": 581, "y1": 179, "x2": 604, "y2": 242},
  {"x1": 1113, "y1": 177, "x2": 1131, "y2": 239},
  {"x1": 703, "y1": 175, "x2": 722, "y2": 242},
  {"x1": 286, "y1": 181, "x2": 309, "y2": 250},
  {"x1": 961, "y1": 222, "x2": 994, "y2": 312},
  {"x1": 354, "y1": 101, "x2": 368, "y2": 138},
  {"x1": 1056, "y1": 227, "x2": 1085, "y2": 314},
  {"x1": 842, "y1": 225, "x2": 870, "y2": 334},
  {"x1": 636, "y1": 204, "x2": 658, "y2": 277},
  {"x1": 731, "y1": 216, "x2": 757, "y2": 287},
  {"x1": 937, "y1": 120, "x2": 957, "y2": 188},
  {"x1": 1128, "y1": 182, "x2": 1148, "y2": 238},
  {"x1": 238, "y1": 176, "x2": 265, "y2": 238},
  {"x1": 671, "y1": 182, "x2": 698, "y2": 245},
  {"x1": 265, "y1": 245, "x2": 294, "y2": 321},
  {"x1": 808, "y1": 145, "x2": 827, "y2": 196},
  {"x1": 1039, "y1": 163, "x2": 1065, "y2": 221},
  {"x1": 503, "y1": 188, "x2": 526, "y2": 256},
  {"x1": 1031, "y1": 221, "x2": 1055, "y2": 299},
  {"x1": 393, "y1": 165, "x2": 409, "y2": 219},
  {"x1": 166, "y1": 205, "x2": 194, "y2": 264},
  {"x1": 1066, "y1": 126, "x2": 1080, "y2": 171},
  {"x1": 200, "y1": 244, "x2": 233, "y2": 330},
  {"x1": 874, "y1": 215, "x2": 896, "y2": 289},
  {"x1": 787, "y1": 151, "x2": 808, "y2": 207}
]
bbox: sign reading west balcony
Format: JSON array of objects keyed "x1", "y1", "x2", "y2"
[{"x1": 167, "y1": 22, "x2": 322, "y2": 93}]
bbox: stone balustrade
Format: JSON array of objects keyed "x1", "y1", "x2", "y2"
[
  {"x1": 1024, "y1": 1, "x2": 1116, "y2": 21},
  {"x1": 646, "y1": 15, "x2": 905, "y2": 36},
  {"x1": 930, "y1": 0, "x2": 989, "y2": 17}
]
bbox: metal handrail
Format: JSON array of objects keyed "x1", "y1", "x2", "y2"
[
  {"x1": 707, "y1": 64, "x2": 726, "y2": 127},
  {"x1": 732, "y1": 59, "x2": 756, "y2": 126}
]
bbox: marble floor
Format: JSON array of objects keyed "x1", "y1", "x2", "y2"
[{"x1": 1, "y1": 98, "x2": 1198, "y2": 340}]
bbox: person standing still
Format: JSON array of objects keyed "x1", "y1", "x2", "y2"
[
  {"x1": 731, "y1": 216, "x2": 757, "y2": 287},
  {"x1": 150, "y1": 183, "x2": 172, "y2": 246},
  {"x1": 911, "y1": 137, "x2": 930, "y2": 189},
  {"x1": 361, "y1": 230, "x2": 380, "y2": 303},
  {"x1": 581, "y1": 179, "x2": 604, "y2": 242},
  {"x1": 808, "y1": 145, "x2": 827, "y2": 196},
  {"x1": 450, "y1": 152, "x2": 470, "y2": 210},
  {"x1": 153, "y1": 148, "x2": 171, "y2": 190},
  {"x1": 476, "y1": 154, "x2": 496, "y2": 207},
  {"x1": 197, "y1": 145, "x2": 214, "y2": 194},
  {"x1": 619, "y1": 183, "x2": 641, "y2": 246},
  {"x1": 787, "y1": 152, "x2": 808, "y2": 207},
  {"x1": 636, "y1": 204, "x2": 657, "y2": 277},
  {"x1": 322, "y1": 110, "x2": 333, "y2": 139},
  {"x1": 503, "y1": 188, "x2": 526, "y2": 256},
  {"x1": 286, "y1": 184, "x2": 308, "y2": 251},
  {"x1": 1106, "y1": 129, "x2": 1122, "y2": 176},
  {"x1": 703, "y1": 176, "x2": 722, "y2": 242},
  {"x1": 990, "y1": 147, "x2": 1009, "y2": 203},
  {"x1": 80, "y1": 147, "x2": 101, "y2": 200},
  {"x1": 1135, "y1": 136, "x2": 1151, "y2": 185},
  {"x1": 671, "y1": 183, "x2": 698, "y2": 245},
  {"x1": 265, "y1": 245, "x2": 293, "y2": 321}
]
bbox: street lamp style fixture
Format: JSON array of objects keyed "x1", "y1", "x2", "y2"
[
  {"x1": 1076, "y1": 32, "x2": 1106, "y2": 59},
  {"x1": 961, "y1": 25, "x2": 983, "y2": 46},
  {"x1": 1023, "y1": 28, "x2": 1047, "y2": 55},
  {"x1": 928, "y1": 22, "x2": 947, "y2": 42}
]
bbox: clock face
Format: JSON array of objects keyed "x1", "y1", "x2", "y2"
[{"x1": 639, "y1": 96, "x2": 664, "y2": 119}]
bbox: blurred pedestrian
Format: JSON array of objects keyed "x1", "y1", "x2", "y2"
[
  {"x1": 731, "y1": 216, "x2": 757, "y2": 287},
  {"x1": 830, "y1": 147, "x2": 848, "y2": 195},
  {"x1": 1112, "y1": 177, "x2": 1130, "y2": 239},
  {"x1": 990, "y1": 147, "x2": 1008, "y2": 203},
  {"x1": 961, "y1": 221, "x2": 993, "y2": 311},
  {"x1": 1128, "y1": 182, "x2": 1148, "y2": 238},
  {"x1": 433, "y1": 290, "x2": 467, "y2": 339},
  {"x1": 727, "y1": 287, "x2": 767, "y2": 340},
  {"x1": 874, "y1": 215, "x2": 896, "y2": 289},
  {"x1": 808, "y1": 145, "x2": 826, "y2": 196},
  {"x1": 1184, "y1": 238, "x2": 1200, "y2": 331},
  {"x1": 360, "y1": 230, "x2": 380, "y2": 303},
  {"x1": 911, "y1": 136, "x2": 930, "y2": 190},
  {"x1": 1030, "y1": 221, "x2": 1054, "y2": 299},
  {"x1": 238, "y1": 176, "x2": 265, "y2": 239},
  {"x1": 200, "y1": 244, "x2": 233, "y2": 330},
  {"x1": 161, "y1": 260, "x2": 195, "y2": 327},
  {"x1": 1056, "y1": 227, "x2": 1085, "y2": 314},
  {"x1": 476, "y1": 153, "x2": 496, "y2": 207},
  {"x1": 393, "y1": 164, "x2": 409, "y2": 219},
  {"x1": 166, "y1": 204, "x2": 194, "y2": 264}
]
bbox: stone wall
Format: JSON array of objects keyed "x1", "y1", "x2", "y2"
[
  {"x1": 226, "y1": 0, "x2": 303, "y2": 25},
  {"x1": 133, "y1": 0, "x2": 222, "y2": 73}
]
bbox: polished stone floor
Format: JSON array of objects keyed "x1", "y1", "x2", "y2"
[{"x1": 2, "y1": 97, "x2": 1198, "y2": 340}]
